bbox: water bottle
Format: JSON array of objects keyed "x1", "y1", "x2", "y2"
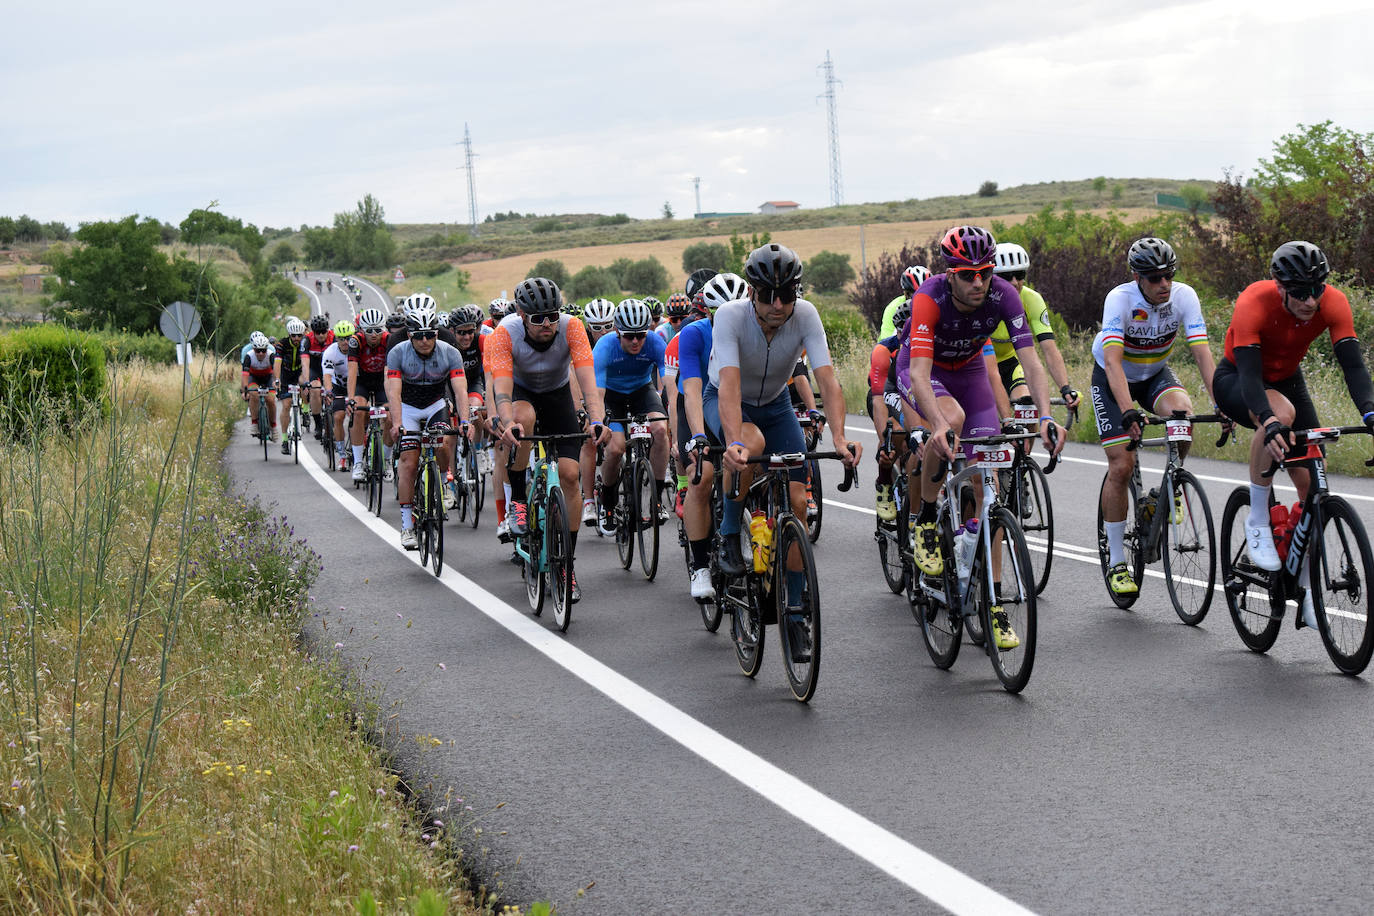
[
  {"x1": 749, "y1": 510, "x2": 773, "y2": 573},
  {"x1": 1139, "y1": 487, "x2": 1159, "y2": 526},
  {"x1": 956, "y1": 518, "x2": 980, "y2": 592}
]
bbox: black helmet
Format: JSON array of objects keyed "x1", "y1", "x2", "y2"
[
  {"x1": 744, "y1": 244, "x2": 803, "y2": 290},
  {"x1": 685, "y1": 268, "x2": 718, "y2": 299},
  {"x1": 1127, "y1": 237, "x2": 1178, "y2": 274},
  {"x1": 1270, "y1": 241, "x2": 1330, "y2": 288},
  {"x1": 310, "y1": 315, "x2": 329, "y2": 334},
  {"x1": 384, "y1": 312, "x2": 407, "y2": 331},
  {"x1": 514, "y1": 277, "x2": 562, "y2": 315}
]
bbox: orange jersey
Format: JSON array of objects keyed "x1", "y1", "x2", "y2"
[
  {"x1": 485, "y1": 314, "x2": 594, "y2": 392},
  {"x1": 1224, "y1": 280, "x2": 1357, "y2": 381}
]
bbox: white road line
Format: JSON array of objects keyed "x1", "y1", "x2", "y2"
[
  {"x1": 294, "y1": 280, "x2": 322, "y2": 318},
  {"x1": 294, "y1": 441, "x2": 1034, "y2": 916}
]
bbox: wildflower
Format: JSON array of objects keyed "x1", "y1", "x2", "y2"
[
  {"x1": 437, "y1": 663, "x2": 446, "y2": 671},
  {"x1": 329, "y1": 790, "x2": 339, "y2": 798},
  {"x1": 348, "y1": 845, "x2": 359, "y2": 853},
  {"x1": 376, "y1": 788, "x2": 386, "y2": 796},
  {"x1": 433, "y1": 819, "x2": 443, "y2": 827},
  {"x1": 334, "y1": 643, "x2": 343, "y2": 649}
]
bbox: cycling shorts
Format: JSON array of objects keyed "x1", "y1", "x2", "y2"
[
  {"x1": 1089, "y1": 363, "x2": 1185, "y2": 448},
  {"x1": 398, "y1": 399, "x2": 451, "y2": 452},
  {"x1": 604, "y1": 383, "x2": 666, "y2": 434},
  {"x1": 352, "y1": 373, "x2": 385, "y2": 405},
  {"x1": 997, "y1": 357, "x2": 1026, "y2": 394},
  {"x1": 1213, "y1": 359, "x2": 1318, "y2": 436},
  {"x1": 675, "y1": 389, "x2": 722, "y2": 469},
  {"x1": 512, "y1": 380, "x2": 583, "y2": 461}
]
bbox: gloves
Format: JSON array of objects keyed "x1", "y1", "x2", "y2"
[
  {"x1": 907, "y1": 427, "x2": 929, "y2": 454},
  {"x1": 686, "y1": 434, "x2": 709, "y2": 456},
  {"x1": 1120, "y1": 408, "x2": 1145, "y2": 436}
]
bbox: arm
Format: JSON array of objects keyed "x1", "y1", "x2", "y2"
[
  {"x1": 1038, "y1": 338, "x2": 1077, "y2": 404},
  {"x1": 1333, "y1": 337, "x2": 1374, "y2": 419},
  {"x1": 985, "y1": 346, "x2": 1012, "y2": 421},
  {"x1": 1189, "y1": 341, "x2": 1220, "y2": 408},
  {"x1": 573, "y1": 363, "x2": 609, "y2": 446},
  {"x1": 684, "y1": 376, "x2": 707, "y2": 439},
  {"x1": 384, "y1": 373, "x2": 403, "y2": 439}
]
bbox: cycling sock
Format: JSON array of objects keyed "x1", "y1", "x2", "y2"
[
  {"x1": 503, "y1": 482, "x2": 512, "y2": 503},
  {"x1": 1105, "y1": 520, "x2": 1127, "y2": 567},
  {"x1": 690, "y1": 538, "x2": 711, "y2": 569},
  {"x1": 312, "y1": 413, "x2": 322, "y2": 425},
  {"x1": 785, "y1": 570, "x2": 806, "y2": 608},
  {"x1": 917, "y1": 499, "x2": 937, "y2": 524},
  {"x1": 676, "y1": 473, "x2": 688, "y2": 491},
  {"x1": 400, "y1": 504, "x2": 413, "y2": 528},
  {"x1": 509, "y1": 475, "x2": 527, "y2": 503},
  {"x1": 1248, "y1": 484, "x2": 1271, "y2": 529},
  {"x1": 876, "y1": 464, "x2": 892, "y2": 486},
  {"x1": 602, "y1": 482, "x2": 619, "y2": 507},
  {"x1": 569, "y1": 530, "x2": 577, "y2": 552},
  {"x1": 383, "y1": 445, "x2": 393, "y2": 463},
  {"x1": 720, "y1": 496, "x2": 745, "y2": 536},
  {"x1": 352, "y1": 445, "x2": 363, "y2": 465}
]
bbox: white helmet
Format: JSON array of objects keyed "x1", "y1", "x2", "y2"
[
  {"x1": 249, "y1": 331, "x2": 270, "y2": 349},
  {"x1": 285, "y1": 317, "x2": 306, "y2": 335},
  {"x1": 993, "y1": 242, "x2": 1031, "y2": 275},
  {"x1": 357, "y1": 308, "x2": 386, "y2": 331},
  {"x1": 404, "y1": 293, "x2": 438, "y2": 315},
  {"x1": 702, "y1": 272, "x2": 749, "y2": 311},
  {"x1": 583, "y1": 298, "x2": 616, "y2": 328},
  {"x1": 613, "y1": 299, "x2": 654, "y2": 334}
]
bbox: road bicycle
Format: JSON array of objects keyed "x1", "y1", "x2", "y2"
[
  {"x1": 683, "y1": 445, "x2": 727, "y2": 633},
  {"x1": 353, "y1": 400, "x2": 388, "y2": 518},
  {"x1": 450, "y1": 412, "x2": 488, "y2": 529},
  {"x1": 1000, "y1": 396, "x2": 1077, "y2": 594},
  {"x1": 247, "y1": 385, "x2": 273, "y2": 461},
  {"x1": 606, "y1": 414, "x2": 669, "y2": 582},
  {"x1": 1220, "y1": 425, "x2": 1374, "y2": 674},
  {"x1": 796, "y1": 409, "x2": 825, "y2": 542},
  {"x1": 285, "y1": 384, "x2": 304, "y2": 465},
  {"x1": 510, "y1": 433, "x2": 587, "y2": 632},
  {"x1": 874, "y1": 422, "x2": 915, "y2": 596},
  {"x1": 1094, "y1": 412, "x2": 1228, "y2": 624},
  {"x1": 911, "y1": 429, "x2": 1056, "y2": 693},
  {"x1": 319, "y1": 392, "x2": 338, "y2": 471},
  {"x1": 409, "y1": 420, "x2": 449, "y2": 578},
  {"x1": 718, "y1": 446, "x2": 855, "y2": 703}
]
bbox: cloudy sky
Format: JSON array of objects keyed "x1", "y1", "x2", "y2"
[{"x1": 4, "y1": 0, "x2": 1370, "y2": 230}]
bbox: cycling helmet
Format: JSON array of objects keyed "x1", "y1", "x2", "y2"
[
  {"x1": 899, "y1": 265, "x2": 931, "y2": 294},
  {"x1": 357, "y1": 308, "x2": 386, "y2": 331},
  {"x1": 310, "y1": 315, "x2": 329, "y2": 334},
  {"x1": 249, "y1": 331, "x2": 270, "y2": 350},
  {"x1": 1270, "y1": 241, "x2": 1330, "y2": 287},
  {"x1": 436, "y1": 311, "x2": 450, "y2": 328},
  {"x1": 406, "y1": 304, "x2": 439, "y2": 332},
  {"x1": 403, "y1": 293, "x2": 438, "y2": 314},
  {"x1": 613, "y1": 299, "x2": 654, "y2": 333},
  {"x1": 701, "y1": 272, "x2": 749, "y2": 311},
  {"x1": 453, "y1": 305, "x2": 484, "y2": 328},
  {"x1": 744, "y1": 243, "x2": 804, "y2": 289},
  {"x1": 685, "y1": 268, "x2": 718, "y2": 299},
  {"x1": 690, "y1": 291, "x2": 708, "y2": 318},
  {"x1": 488, "y1": 297, "x2": 510, "y2": 319},
  {"x1": 333, "y1": 319, "x2": 355, "y2": 338},
  {"x1": 384, "y1": 312, "x2": 407, "y2": 332},
  {"x1": 893, "y1": 301, "x2": 913, "y2": 331},
  {"x1": 514, "y1": 277, "x2": 562, "y2": 315},
  {"x1": 642, "y1": 296, "x2": 663, "y2": 320},
  {"x1": 1127, "y1": 237, "x2": 1178, "y2": 274},
  {"x1": 285, "y1": 317, "x2": 306, "y2": 335},
  {"x1": 940, "y1": 226, "x2": 997, "y2": 267},
  {"x1": 664, "y1": 292, "x2": 692, "y2": 317},
  {"x1": 583, "y1": 297, "x2": 616, "y2": 328},
  {"x1": 992, "y1": 243, "x2": 1030, "y2": 275},
  {"x1": 563, "y1": 299, "x2": 583, "y2": 317}
]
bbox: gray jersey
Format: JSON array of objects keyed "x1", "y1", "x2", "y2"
[
  {"x1": 385, "y1": 340, "x2": 464, "y2": 407},
  {"x1": 707, "y1": 298, "x2": 832, "y2": 406}
]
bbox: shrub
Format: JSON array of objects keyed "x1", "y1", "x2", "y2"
[
  {"x1": 566, "y1": 265, "x2": 621, "y2": 301},
  {"x1": 849, "y1": 241, "x2": 938, "y2": 330},
  {"x1": 526, "y1": 258, "x2": 570, "y2": 288},
  {"x1": 0, "y1": 325, "x2": 108, "y2": 432},
  {"x1": 606, "y1": 257, "x2": 636, "y2": 288},
  {"x1": 95, "y1": 330, "x2": 178, "y2": 364},
  {"x1": 532, "y1": 218, "x2": 562, "y2": 233},
  {"x1": 594, "y1": 213, "x2": 631, "y2": 226},
  {"x1": 682, "y1": 241, "x2": 730, "y2": 274},
  {"x1": 402, "y1": 259, "x2": 454, "y2": 278},
  {"x1": 621, "y1": 257, "x2": 670, "y2": 297},
  {"x1": 979, "y1": 181, "x2": 999, "y2": 197},
  {"x1": 806, "y1": 250, "x2": 856, "y2": 292}
]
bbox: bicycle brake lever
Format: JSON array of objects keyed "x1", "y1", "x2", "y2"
[{"x1": 837, "y1": 444, "x2": 856, "y2": 492}]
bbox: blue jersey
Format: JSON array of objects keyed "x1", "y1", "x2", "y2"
[
  {"x1": 593, "y1": 331, "x2": 666, "y2": 394},
  {"x1": 675, "y1": 318, "x2": 713, "y2": 394}
]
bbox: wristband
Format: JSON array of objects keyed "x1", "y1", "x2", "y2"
[
  {"x1": 730, "y1": 441, "x2": 745, "y2": 449},
  {"x1": 1039, "y1": 415, "x2": 1052, "y2": 424},
  {"x1": 692, "y1": 433, "x2": 707, "y2": 441},
  {"x1": 1363, "y1": 411, "x2": 1374, "y2": 425}
]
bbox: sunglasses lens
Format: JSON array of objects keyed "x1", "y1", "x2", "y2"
[
  {"x1": 1286, "y1": 283, "x2": 1324, "y2": 300},
  {"x1": 1142, "y1": 270, "x2": 1175, "y2": 283},
  {"x1": 1003, "y1": 271, "x2": 1026, "y2": 282},
  {"x1": 623, "y1": 332, "x2": 646, "y2": 340}
]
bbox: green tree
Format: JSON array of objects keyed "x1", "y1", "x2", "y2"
[
  {"x1": 805, "y1": 250, "x2": 856, "y2": 292},
  {"x1": 726, "y1": 231, "x2": 771, "y2": 275},
  {"x1": 606, "y1": 257, "x2": 636, "y2": 288},
  {"x1": 46, "y1": 215, "x2": 189, "y2": 332},
  {"x1": 566, "y1": 265, "x2": 621, "y2": 300},
  {"x1": 43, "y1": 221, "x2": 72, "y2": 241},
  {"x1": 662, "y1": 201, "x2": 674, "y2": 219},
  {"x1": 1092, "y1": 176, "x2": 1107, "y2": 201},
  {"x1": 1112, "y1": 183, "x2": 1124, "y2": 203},
  {"x1": 682, "y1": 241, "x2": 730, "y2": 274},
  {"x1": 526, "y1": 258, "x2": 570, "y2": 288},
  {"x1": 978, "y1": 181, "x2": 999, "y2": 198},
  {"x1": 13, "y1": 215, "x2": 43, "y2": 242},
  {"x1": 1179, "y1": 184, "x2": 1208, "y2": 216},
  {"x1": 0, "y1": 217, "x2": 15, "y2": 247},
  {"x1": 621, "y1": 257, "x2": 670, "y2": 296},
  {"x1": 270, "y1": 241, "x2": 298, "y2": 265},
  {"x1": 1255, "y1": 120, "x2": 1374, "y2": 193}
]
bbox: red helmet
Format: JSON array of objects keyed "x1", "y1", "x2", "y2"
[{"x1": 940, "y1": 226, "x2": 997, "y2": 267}]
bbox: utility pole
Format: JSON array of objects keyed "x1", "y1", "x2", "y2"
[
  {"x1": 692, "y1": 176, "x2": 702, "y2": 216},
  {"x1": 818, "y1": 51, "x2": 843, "y2": 207},
  {"x1": 460, "y1": 123, "x2": 479, "y2": 236}
]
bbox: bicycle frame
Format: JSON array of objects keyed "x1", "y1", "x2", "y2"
[{"x1": 1126, "y1": 412, "x2": 1228, "y2": 562}]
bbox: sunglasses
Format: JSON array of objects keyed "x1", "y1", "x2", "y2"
[
  {"x1": 951, "y1": 266, "x2": 994, "y2": 282},
  {"x1": 753, "y1": 283, "x2": 798, "y2": 304},
  {"x1": 620, "y1": 331, "x2": 647, "y2": 341},
  {"x1": 588, "y1": 322, "x2": 614, "y2": 334},
  {"x1": 525, "y1": 313, "x2": 558, "y2": 325},
  {"x1": 1283, "y1": 282, "x2": 1325, "y2": 301},
  {"x1": 1001, "y1": 271, "x2": 1027, "y2": 282},
  {"x1": 454, "y1": 326, "x2": 477, "y2": 334},
  {"x1": 252, "y1": 347, "x2": 267, "y2": 354},
  {"x1": 1140, "y1": 270, "x2": 1175, "y2": 284},
  {"x1": 412, "y1": 330, "x2": 438, "y2": 340}
]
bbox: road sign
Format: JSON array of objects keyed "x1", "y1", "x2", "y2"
[
  {"x1": 159, "y1": 301, "x2": 201, "y2": 343},
  {"x1": 394, "y1": 269, "x2": 405, "y2": 281}
]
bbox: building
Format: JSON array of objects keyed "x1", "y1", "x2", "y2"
[{"x1": 758, "y1": 201, "x2": 800, "y2": 215}]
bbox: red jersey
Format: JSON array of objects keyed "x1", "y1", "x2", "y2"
[
  {"x1": 1224, "y1": 281, "x2": 1357, "y2": 382},
  {"x1": 347, "y1": 331, "x2": 390, "y2": 375},
  {"x1": 305, "y1": 329, "x2": 334, "y2": 358}
]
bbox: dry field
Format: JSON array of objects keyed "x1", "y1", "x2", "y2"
[{"x1": 461, "y1": 207, "x2": 1156, "y2": 301}]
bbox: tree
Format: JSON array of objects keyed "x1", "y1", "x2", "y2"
[
  {"x1": 1112, "y1": 183, "x2": 1124, "y2": 203},
  {"x1": 566, "y1": 265, "x2": 621, "y2": 300},
  {"x1": 1179, "y1": 184, "x2": 1208, "y2": 216},
  {"x1": 13, "y1": 215, "x2": 43, "y2": 242},
  {"x1": 606, "y1": 257, "x2": 636, "y2": 288},
  {"x1": 526, "y1": 258, "x2": 570, "y2": 288},
  {"x1": 43, "y1": 221, "x2": 72, "y2": 241},
  {"x1": 0, "y1": 217, "x2": 15, "y2": 247},
  {"x1": 681, "y1": 241, "x2": 730, "y2": 274},
  {"x1": 849, "y1": 241, "x2": 935, "y2": 329},
  {"x1": 726, "y1": 230, "x2": 771, "y2": 275},
  {"x1": 355, "y1": 193, "x2": 387, "y2": 232},
  {"x1": 1092, "y1": 176, "x2": 1107, "y2": 201},
  {"x1": 805, "y1": 250, "x2": 856, "y2": 292},
  {"x1": 621, "y1": 257, "x2": 670, "y2": 296},
  {"x1": 978, "y1": 181, "x2": 999, "y2": 198},
  {"x1": 270, "y1": 241, "x2": 298, "y2": 265},
  {"x1": 662, "y1": 201, "x2": 674, "y2": 219},
  {"x1": 45, "y1": 215, "x2": 189, "y2": 332}
]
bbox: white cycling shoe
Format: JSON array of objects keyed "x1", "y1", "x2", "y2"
[
  {"x1": 351, "y1": 464, "x2": 367, "y2": 483},
  {"x1": 690, "y1": 567, "x2": 716, "y2": 601},
  {"x1": 1245, "y1": 522, "x2": 1282, "y2": 572}
]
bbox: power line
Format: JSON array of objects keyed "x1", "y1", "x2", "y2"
[
  {"x1": 460, "y1": 123, "x2": 479, "y2": 237},
  {"x1": 818, "y1": 51, "x2": 843, "y2": 207}
]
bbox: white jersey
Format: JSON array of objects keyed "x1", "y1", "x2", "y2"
[
  {"x1": 1091, "y1": 280, "x2": 1208, "y2": 382},
  {"x1": 321, "y1": 341, "x2": 349, "y2": 388}
]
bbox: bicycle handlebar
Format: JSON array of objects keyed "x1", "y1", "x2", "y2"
[
  {"x1": 722, "y1": 444, "x2": 857, "y2": 500},
  {"x1": 1126, "y1": 411, "x2": 1235, "y2": 452},
  {"x1": 1260, "y1": 425, "x2": 1374, "y2": 478}
]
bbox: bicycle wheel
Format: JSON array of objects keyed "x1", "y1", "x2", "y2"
[
  {"x1": 877, "y1": 516, "x2": 906, "y2": 594},
  {"x1": 775, "y1": 515, "x2": 822, "y2": 702},
  {"x1": 525, "y1": 495, "x2": 546, "y2": 616},
  {"x1": 1009, "y1": 459, "x2": 1054, "y2": 595},
  {"x1": 428, "y1": 465, "x2": 444, "y2": 578},
  {"x1": 468, "y1": 443, "x2": 484, "y2": 529},
  {"x1": 635, "y1": 459, "x2": 659, "y2": 581},
  {"x1": 730, "y1": 571, "x2": 766, "y2": 679},
  {"x1": 916, "y1": 520, "x2": 963, "y2": 669},
  {"x1": 1161, "y1": 468, "x2": 1215, "y2": 626},
  {"x1": 320, "y1": 409, "x2": 335, "y2": 469},
  {"x1": 1312, "y1": 496, "x2": 1374, "y2": 675},
  {"x1": 547, "y1": 488, "x2": 574, "y2": 631},
  {"x1": 805, "y1": 458, "x2": 823, "y2": 543},
  {"x1": 976, "y1": 506, "x2": 1038, "y2": 693},
  {"x1": 615, "y1": 473, "x2": 634, "y2": 570},
  {"x1": 417, "y1": 469, "x2": 432, "y2": 566},
  {"x1": 259, "y1": 400, "x2": 270, "y2": 461},
  {"x1": 369, "y1": 436, "x2": 384, "y2": 517},
  {"x1": 1219, "y1": 488, "x2": 1283, "y2": 652},
  {"x1": 291, "y1": 407, "x2": 300, "y2": 465},
  {"x1": 1096, "y1": 473, "x2": 1144, "y2": 609}
]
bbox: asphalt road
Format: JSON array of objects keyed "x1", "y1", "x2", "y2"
[{"x1": 225, "y1": 377, "x2": 1374, "y2": 916}]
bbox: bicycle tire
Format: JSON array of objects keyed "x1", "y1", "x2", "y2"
[
  {"x1": 916, "y1": 519, "x2": 963, "y2": 669},
  {"x1": 1096, "y1": 473, "x2": 1144, "y2": 609},
  {"x1": 775, "y1": 515, "x2": 822, "y2": 702},
  {"x1": 525, "y1": 490, "x2": 546, "y2": 616},
  {"x1": 615, "y1": 471, "x2": 634, "y2": 570},
  {"x1": 806, "y1": 458, "x2": 823, "y2": 543},
  {"x1": 635, "y1": 459, "x2": 659, "y2": 581},
  {"x1": 548, "y1": 488, "x2": 574, "y2": 632},
  {"x1": 731, "y1": 568, "x2": 766, "y2": 678},
  {"x1": 1012, "y1": 458, "x2": 1054, "y2": 595},
  {"x1": 259, "y1": 399, "x2": 270, "y2": 462},
  {"x1": 1313, "y1": 495, "x2": 1374, "y2": 675},
  {"x1": 979, "y1": 506, "x2": 1038, "y2": 693},
  {"x1": 1220, "y1": 487, "x2": 1283, "y2": 652},
  {"x1": 468, "y1": 442, "x2": 483, "y2": 529},
  {"x1": 291, "y1": 405, "x2": 300, "y2": 465},
  {"x1": 1161, "y1": 468, "x2": 1215, "y2": 626},
  {"x1": 418, "y1": 466, "x2": 432, "y2": 567},
  {"x1": 320, "y1": 407, "x2": 335, "y2": 470},
  {"x1": 877, "y1": 518, "x2": 905, "y2": 594},
  {"x1": 428, "y1": 464, "x2": 444, "y2": 578}
]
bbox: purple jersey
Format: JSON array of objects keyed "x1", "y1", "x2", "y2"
[{"x1": 907, "y1": 274, "x2": 1031, "y2": 370}]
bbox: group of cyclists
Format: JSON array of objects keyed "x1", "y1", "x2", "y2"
[{"x1": 246, "y1": 230, "x2": 1374, "y2": 674}]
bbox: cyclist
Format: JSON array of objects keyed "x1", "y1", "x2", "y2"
[
  {"x1": 389, "y1": 294, "x2": 459, "y2": 352},
  {"x1": 988, "y1": 242, "x2": 1080, "y2": 415},
  {"x1": 593, "y1": 299, "x2": 671, "y2": 532},
  {"x1": 879, "y1": 265, "x2": 930, "y2": 338},
  {"x1": 450, "y1": 305, "x2": 493, "y2": 479},
  {"x1": 578, "y1": 297, "x2": 619, "y2": 525},
  {"x1": 305, "y1": 315, "x2": 335, "y2": 437},
  {"x1": 322, "y1": 320, "x2": 354, "y2": 470},
  {"x1": 327, "y1": 278, "x2": 333, "y2": 292},
  {"x1": 897, "y1": 226, "x2": 1065, "y2": 650},
  {"x1": 1212, "y1": 241, "x2": 1374, "y2": 627},
  {"x1": 678, "y1": 271, "x2": 748, "y2": 599},
  {"x1": 241, "y1": 331, "x2": 278, "y2": 443},
  {"x1": 1092, "y1": 237, "x2": 1221, "y2": 598},
  {"x1": 869, "y1": 299, "x2": 914, "y2": 520},
  {"x1": 706, "y1": 244, "x2": 862, "y2": 591},
  {"x1": 656, "y1": 293, "x2": 693, "y2": 342},
  {"x1": 273, "y1": 318, "x2": 310, "y2": 454},
  {"x1": 487, "y1": 278, "x2": 611, "y2": 601},
  {"x1": 485, "y1": 298, "x2": 509, "y2": 331},
  {"x1": 346, "y1": 308, "x2": 395, "y2": 483},
  {"x1": 644, "y1": 296, "x2": 664, "y2": 334},
  {"x1": 385, "y1": 304, "x2": 469, "y2": 549}
]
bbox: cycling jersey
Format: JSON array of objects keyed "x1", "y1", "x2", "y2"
[
  {"x1": 385, "y1": 340, "x2": 465, "y2": 408},
  {"x1": 675, "y1": 318, "x2": 712, "y2": 395},
  {"x1": 1091, "y1": 281, "x2": 1208, "y2": 381},
  {"x1": 989, "y1": 285, "x2": 1055, "y2": 364},
  {"x1": 485, "y1": 314, "x2": 594, "y2": 394},
  {"x1": 456, "y1": 334, "x2": 487, "y2": 390},
  {"x1": 663, "y1": 334, "x2": 681, "y2": 378},
  {"x1": 386, "y1": 327, "x2": 459, "y2": 353},
  {"x1": 878, "y1": 293, "x2": 908, "y2": 339},
  {"x1": 347, "y1": 332, "x2": 391, "y2": 375},
  {"x1": 276, "y1": 337, "x2": 308, "y2": 376},
  {"x1": 869, "y1": 334, "x2": 901, "y2": 399},
  {"x1": 241, "y1": 348, "x2": 275, "y2": 383},
  {"x1": 321, "y1": 342, "x2": 349, "y2": 391},
  {"x1": 1223, "y1": 280, "x2": 1358, "y2": 381},
  {"x1": 594, "y1": 332, "x2": 666, "y2": 395},
  {"x1": 707, "y1": 298, "x2": 832, "y2": 406},
  {"x1": 907, "y1": 274, "x2": 1031, "y2": 370},
  {"x1": 305, "y1": 329, "x2": 334, "y2": 360}
]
